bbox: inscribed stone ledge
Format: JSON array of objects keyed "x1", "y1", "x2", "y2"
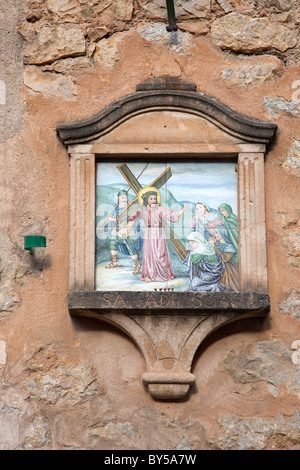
[{"x1": 68, "y1": 291, "x2": 270, "y2": 315}]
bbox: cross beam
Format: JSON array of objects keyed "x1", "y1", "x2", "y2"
[
  {"x1": 166, "y1": 0, "x2": 178, "y2": 31},
  {"x1": 117, "y1": 164, "x2": 172, "y2": 225},
  {"x1": 117, "y1": 163, "x2": 187, "y2": 260}
]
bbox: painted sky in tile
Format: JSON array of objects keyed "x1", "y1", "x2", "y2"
[{"x1": 96, "y1": 161, "x2": 237, "y2": 213}]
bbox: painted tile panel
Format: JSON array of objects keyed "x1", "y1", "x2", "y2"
[{"x1": 96, "y1": 161, "x2": 238, "y2": 292}]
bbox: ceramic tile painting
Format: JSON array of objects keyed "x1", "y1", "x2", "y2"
[{"x1": 95, "y1": 160, "x2": 238, "y2": 292}]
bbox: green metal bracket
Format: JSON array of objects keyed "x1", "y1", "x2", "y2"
[
  {"x1": 24, "y1": 236, "x2": 46, "y2": 254},
  {"x1": 166, "y1": 0, "x2": 178, "y2": 31}
]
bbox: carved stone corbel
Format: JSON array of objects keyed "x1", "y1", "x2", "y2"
[{"x1": 68, "y1": 291, "x2": 270, "y2": 399}]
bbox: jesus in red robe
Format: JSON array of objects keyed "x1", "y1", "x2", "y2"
[{"x1": 128, "y1": 189, "x2": 189, "y2": 283}]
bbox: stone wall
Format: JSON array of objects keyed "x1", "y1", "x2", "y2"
[{"x1": 0, "y1": 0, "x2": 299, "y2": 450}]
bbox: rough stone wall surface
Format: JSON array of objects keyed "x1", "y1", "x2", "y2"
[{"x1": 0, "y1": 0, "x2": 299, "y2": 450}]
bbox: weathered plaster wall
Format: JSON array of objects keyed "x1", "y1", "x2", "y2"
[{"x1": 0, "y1": 0, "x2": 299, "y2": 450}]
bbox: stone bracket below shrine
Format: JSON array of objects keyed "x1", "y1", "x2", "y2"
[{"x1": 69, "y1": 291, "x2": 269, "y2": 400}]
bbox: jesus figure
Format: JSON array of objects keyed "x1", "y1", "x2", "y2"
[{"x1": 127, "y1": 187, "x2": 189, "y2": 283}]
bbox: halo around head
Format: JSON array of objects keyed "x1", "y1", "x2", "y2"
[{"x1": 138, "y1": 186, "x2": 161, "y2": 205}]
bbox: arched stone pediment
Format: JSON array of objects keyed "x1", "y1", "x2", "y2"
[{"x1": 57, "y1": 77, "x2": 277, "y2": 147}]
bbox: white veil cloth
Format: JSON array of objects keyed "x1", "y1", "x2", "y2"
[{"x1": 186, "y1": 232, "x2": 215, "y2": 256}]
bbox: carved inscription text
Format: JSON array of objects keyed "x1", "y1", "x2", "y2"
[{"x1": 68, "y1": 291, "x2": 270, "y2": 315}]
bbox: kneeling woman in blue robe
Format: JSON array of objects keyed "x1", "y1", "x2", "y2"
[{"x1": 184, "y1": 232, "x2": 227, "y2": 292}]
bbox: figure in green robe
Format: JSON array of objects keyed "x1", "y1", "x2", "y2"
[{"x1": 218, "y1": 203, "x2": 238, "y2": 266}]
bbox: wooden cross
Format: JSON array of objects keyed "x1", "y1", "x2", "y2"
[{"x1": 117, "y1": 163, "x2": 187, "y2": 260}]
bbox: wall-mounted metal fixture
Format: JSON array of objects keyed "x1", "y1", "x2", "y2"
[
  {"x1": 24, "y1": 236, "x2": 46, "y2": 254},
  {"x1": 166, "y1": 0, "x2": 178, "y2": 31}
]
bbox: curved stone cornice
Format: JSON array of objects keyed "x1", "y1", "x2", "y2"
[{"x1": 56, "y1": 77, "x2": 277, "y2": 146}]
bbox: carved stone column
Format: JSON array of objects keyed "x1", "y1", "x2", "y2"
[
  {"x1": 238, "y1": 153, "x2": 267, "y2": 291},
  {"x1": 69, "y1": 153, "x2": 95, "y2": 291}
]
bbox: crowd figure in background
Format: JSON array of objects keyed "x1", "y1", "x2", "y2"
[{"x1": 186, "y1": 202, "x2": 239, "y2": 292}]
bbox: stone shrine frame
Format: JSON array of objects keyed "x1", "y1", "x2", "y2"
[{"x1": 57, "y1": 77, "x2": 277, "y2": 400}]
